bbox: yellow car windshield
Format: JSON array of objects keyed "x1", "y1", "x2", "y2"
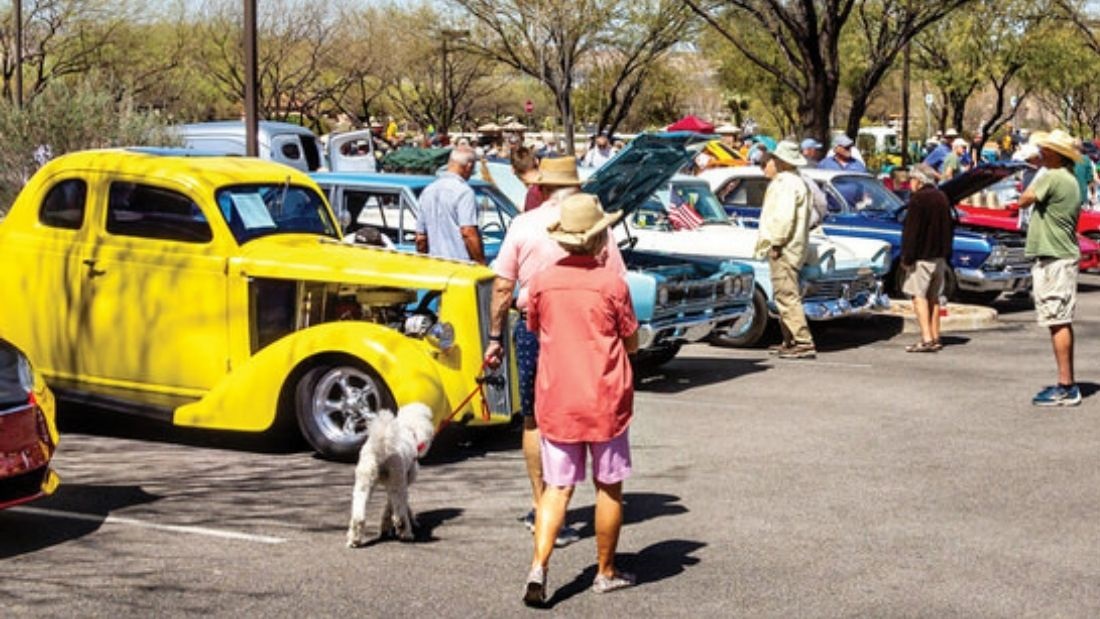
[{"x1": 215, "y1": 183, "x2": 339, "y2": 244}]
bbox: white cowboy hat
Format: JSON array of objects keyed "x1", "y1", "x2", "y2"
[{"x1": 547, "y1": 193, "x2": 622, "y2": 250}]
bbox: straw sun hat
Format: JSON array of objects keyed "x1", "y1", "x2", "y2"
[
  {"x1": 1037, "y1": 129, "x2": 1084, "y2": 163},
  {"x1": 770, "y1": 140, "x2": 808, "y2": 167},
  {"x1": 547, "y1": 193, "x2": 622, "y2": 251},
  {"x1": 536, "y1": 155, "x2": 583, "y2": 186}
]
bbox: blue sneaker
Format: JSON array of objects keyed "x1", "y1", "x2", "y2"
[{"x1": 1032, "y1": 384, "x2": 1082, "y2": 407}]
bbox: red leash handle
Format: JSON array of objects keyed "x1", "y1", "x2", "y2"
[{"x1": 437, "y1": 357, "x2": 495, "y2": 431}]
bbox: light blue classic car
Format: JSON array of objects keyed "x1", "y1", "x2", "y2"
[{"x1": 312, "y1": 134, "x2": 755, "y2": 367}]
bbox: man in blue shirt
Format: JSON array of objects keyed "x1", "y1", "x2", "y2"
[
  {"x1": 415, "y1": 147, "x2": 485, "y2": 263},
  {"x1": 922, "y1": 128, "x2": 957, "y2": 171},
  {"x1": 818, "y1": 135, "x2": 867, "y2": 173}
]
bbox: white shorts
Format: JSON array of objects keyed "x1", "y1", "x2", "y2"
[{"x1": 1032, "y1": 257, "x2": 1078, "y2": 327}]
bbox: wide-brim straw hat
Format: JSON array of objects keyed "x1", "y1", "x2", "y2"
[
  {"x1": 770, "y1": 140, "x2": 807, "y2": 167},
  {"x1": 1037, "y1": 129, "x2": 1084, "y2": 163},
  {"x1": 536, "y1": 155, "x2": 583, "y2": 186},
  {"x1": 547, "y1": 193, "x2": 622, "y2": 249}
]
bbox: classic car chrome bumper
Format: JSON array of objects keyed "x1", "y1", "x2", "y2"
[
  {"x1": 955, "y1": 267, "x2": 1032, "y2": 292},
  {"x1": 638, "y1": 304, "x2": 748, "y2": 350},
  {"x1": 773, "y1": 282, "x2": 890, "y2": 321}
]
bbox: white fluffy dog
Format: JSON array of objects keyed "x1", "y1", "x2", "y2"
[{"x1": 347, "y1": 402, "x2": 436, "y2": 547}]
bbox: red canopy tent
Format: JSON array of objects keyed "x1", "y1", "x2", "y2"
[{"x1": 666, "y1": 115, "x2": 715, "y2": 133}]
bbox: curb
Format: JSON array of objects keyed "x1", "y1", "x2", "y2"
[{"x1": 876, "y1": 299, "x2": 1001, "y2": 333}]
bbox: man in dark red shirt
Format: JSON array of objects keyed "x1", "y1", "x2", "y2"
[{"x1": 900, "y1": 163, "x2": 954, "y2": 352}]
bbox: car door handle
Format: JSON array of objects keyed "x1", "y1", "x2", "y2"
[{"x1": 82, "y1": 259, "x2": 107, "y2": 278}]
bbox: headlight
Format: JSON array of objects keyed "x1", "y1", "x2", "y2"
[
  {"x1": 657, "y1": 285, "x2": 670, "y2": 306},
  {"x1": 984, "y1": 245, "x2": 1007, "y2": 269},
  {"x1": 17, "y1": 353, "x2": 33, "y2": 393},
  {"x1": 741, "y1": 274, "x2": 753, "y2": 296},
  {"x1": 722, "y1": 276, "x2": 735, "y2": 296},
  {"x1": 404, "y1": 314, "x2": 433, "y2": 337},
  {"x1": 426, "y1": 321, "x2": 456, "y2": 351}
]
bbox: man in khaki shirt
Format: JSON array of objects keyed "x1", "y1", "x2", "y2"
[{"x1": 755, "y1": 141, "x2": 815, "y2": 359}]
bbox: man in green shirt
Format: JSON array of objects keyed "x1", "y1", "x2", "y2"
[{"x1": 1019, "y1": 129, "x2": 1083, "y2": 406}]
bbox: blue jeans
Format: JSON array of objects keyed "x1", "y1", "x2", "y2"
[{"x1": 514, "y1": 316, "x2": 539, "y2": 418}]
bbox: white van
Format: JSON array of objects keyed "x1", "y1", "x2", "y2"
[{"x1": 177, "y1": 121, "x2": 323, "y2": 172}]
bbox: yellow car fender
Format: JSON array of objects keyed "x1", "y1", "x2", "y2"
[{"x1": 174, "y1": 322, "x2": 448, "y2": 432}]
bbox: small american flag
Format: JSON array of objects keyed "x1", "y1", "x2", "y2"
[{"x1": 667, "y1": 189, "x2": 704, "y2": 230}]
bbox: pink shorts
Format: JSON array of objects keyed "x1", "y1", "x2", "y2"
[{"x1": 540, "y1": 430, "x2": 632, "y2": 487}]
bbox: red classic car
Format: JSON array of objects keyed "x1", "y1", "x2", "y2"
[
  {"x1": 0, "y1": 340, "x2": 59, "y2": 509},
  {"x1": 952, "y1": 172, "x2": 1100, "y2": 271}
]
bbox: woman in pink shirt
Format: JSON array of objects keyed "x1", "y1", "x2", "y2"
[{"x1": 522, "y1": 193, "x2": 639, "y2": 607}]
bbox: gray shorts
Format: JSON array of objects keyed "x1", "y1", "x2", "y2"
[
  {"x1": 1032, "y1": 257, "x2": 1078, "y2": 327},
  {"x1": 902, "y1": 258, "x2": 947, "y2": 300}
]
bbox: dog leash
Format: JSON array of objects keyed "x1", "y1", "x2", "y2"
[{"x1": 437, "y1": 357, "x2": 497, "y2": 431}]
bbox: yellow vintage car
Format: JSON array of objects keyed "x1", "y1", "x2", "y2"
[{"x1": 0, "y1": 149, "x2": 516, "y2": 460}]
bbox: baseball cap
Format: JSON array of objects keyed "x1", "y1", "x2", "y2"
[{"x1": 800, "y1": 138, "x2": 823, "y2": 150}]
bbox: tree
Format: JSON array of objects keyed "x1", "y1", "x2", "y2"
[
  {"x1": 912, "y1": 0, "x2": 1052, "y2": 141},
  {"x1": 684, "y1": 0, "x2": 973, "y2": 142},
  {"x1": 376, "y1": 2, "x2": 499, "y2": 135},
  {"x1": 452, "y1": 0, "x2": 618, "y2": 154},
  {"x1": 585, "y1": 0, "x2": 697, "y2": 136},
  {"x1": 0, "y1": 0, "x2": 142, "y2": 104},
  {"x1": 195, "y1": 0, "x2": 361, "y2": 129}
]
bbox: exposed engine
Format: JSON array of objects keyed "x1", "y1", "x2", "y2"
[{"x1": 249, "y1": 278, "x2": 442, "y2": 353}]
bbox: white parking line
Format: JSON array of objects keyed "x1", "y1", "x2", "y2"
[{"x1": 10, "y1": 506, "x2": 288, "y2": 545}]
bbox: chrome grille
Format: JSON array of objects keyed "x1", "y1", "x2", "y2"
[
  {"x1": 476, "y1": 279, "x2": 513, "y2": 416},
  {"x1": 1003, "y1": 246, "x2": 1030, "y2": 269},
  {"x1": 804, "y1": 276, "x2": 877, "y2": 301}
]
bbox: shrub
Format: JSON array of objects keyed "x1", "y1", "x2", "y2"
[{"x1": 0, "y1": 79, "x2": 179, "y2": 213}]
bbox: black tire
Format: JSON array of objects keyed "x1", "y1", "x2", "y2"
[
  {"x1": 708, "y1": 287, "x2": 769, "y2": 348},
  {"x1": 295, "y1": 361, "x2": 396, "y2": 461},
  {"x1": 632, "y1": 343, "x2": 682, "y2": 371}
]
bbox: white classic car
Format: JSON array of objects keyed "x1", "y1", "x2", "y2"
[{"x1": 623, "y1": 175, "x2": 891, "y2": 346}]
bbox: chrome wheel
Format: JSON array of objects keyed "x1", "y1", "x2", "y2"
[
  {"x1": 310, "y1": 366, "x2": 383, "y2": 444},
  {"x1": 296, "y1": 362, "x2": 395, "y2": 461}
]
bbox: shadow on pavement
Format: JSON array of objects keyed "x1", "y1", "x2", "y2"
[
  {"x1": 635, "y1": 357, "x2": 768, "y2": 394},
  {"x1": 545, "y1": 539, "x2": 705, "y2": 607},
  {"x1": 568, "y1": 492, "x2": 687, "y2": 538},
  {"x1": 57, "y1": 404, "x2": 306, "y2": 456},
  {"x1": 811, "y1": 315, "x2": 904, "y2": 353},
  {"x1": 352, "y1": 507, "x2": 465, "y2": 547},
  {"x1": 422, "y1": 420, "x2": 522, "y2": 466},
  {"x1": 936, "y1": 334, "x2": 971, "y2": 348},
  {"x1": 0, "y1": 483, "x2": 160, "y2": 559},
  {"x1": 1078, "y1": 382, "x2": 1100, "y2": 398}
]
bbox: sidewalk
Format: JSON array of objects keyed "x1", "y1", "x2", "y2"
[{"x1": 877, "y1": 298, "x2": 1001, "y2": 333}]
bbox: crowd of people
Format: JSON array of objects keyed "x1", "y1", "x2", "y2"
[{"x1": 401, "y1": 117, "x2": 1091, "y2": 605}]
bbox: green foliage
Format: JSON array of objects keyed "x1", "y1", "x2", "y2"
[{"x1": 0, "y1": 79, "x2": 178, "y2": 211}]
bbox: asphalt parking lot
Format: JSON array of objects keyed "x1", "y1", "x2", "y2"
[{"x1": 3, "y1": 275, "x2": 1099, "y2": 618}]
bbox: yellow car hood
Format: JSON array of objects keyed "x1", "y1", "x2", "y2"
[{"x1": 232, "y1": 235, "x2": 491, "y2": 289}]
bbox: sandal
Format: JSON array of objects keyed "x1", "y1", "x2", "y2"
[
  {"x1": 905, "y1": 341, "x2": 937, "y2": 353},
  {"x1": 930, "y1": 339, "x2": 943, "y2": 351},
  {"x1": 592, "y1": 571, "x2": 636, "y2": 594}
]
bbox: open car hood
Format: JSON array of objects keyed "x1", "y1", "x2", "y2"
[
  {"x1": 937, "y1": 161, "x2": 1028, "y2": 205},
  {"x1": 582, "y1": 132, "x2": 701, "y2": 215}
]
